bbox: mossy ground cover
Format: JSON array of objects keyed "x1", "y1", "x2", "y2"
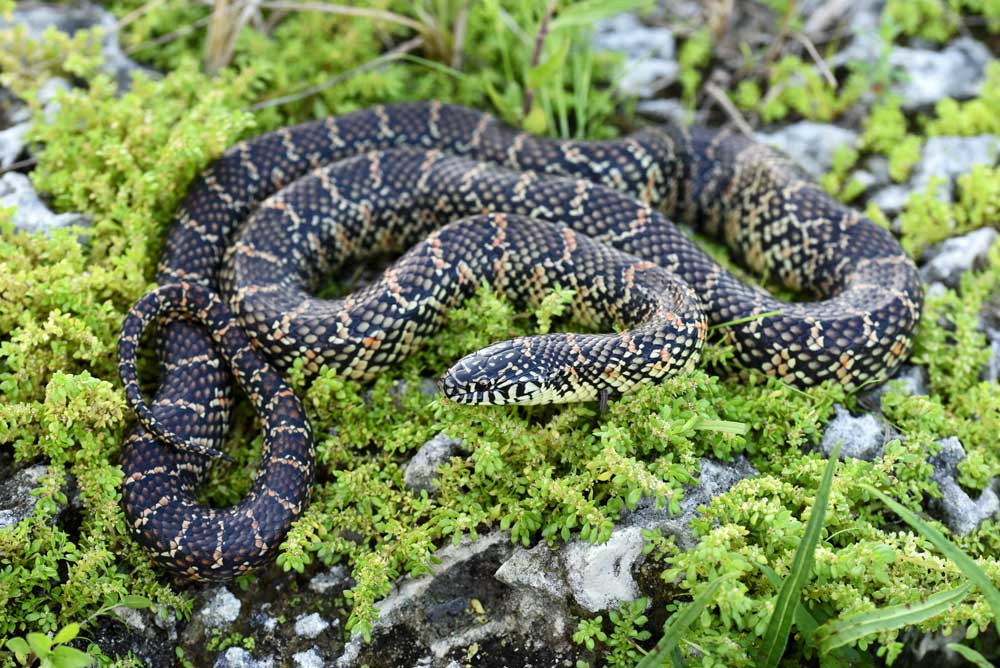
[{"x1": 0, "y1": 1, "x2": 999, "y2": 666}]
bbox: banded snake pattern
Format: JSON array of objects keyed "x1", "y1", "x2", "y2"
[{"x1": 117, "y1": 102, "x2": 922, "y2": 579}]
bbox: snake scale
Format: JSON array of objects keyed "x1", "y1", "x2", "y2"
[{"x1": 117, "y1": 102, "x2": 922, "y2": 580}]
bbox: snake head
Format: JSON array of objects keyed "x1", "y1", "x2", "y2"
[{"x1": 439, "y1": 338, "x2": 558, "y2": 405}]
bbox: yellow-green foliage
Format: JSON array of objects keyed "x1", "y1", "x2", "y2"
[
  {"x1": 759, "y1": 55, "x2": 868, "y2": 123},
  {"x1": 926, "y1": 62, "x2": 1000, "y2": 136},
  {"x1": 861, "y1": 96, "x2": 923, "y2": 183},
  {"x1": 0, "y1": 53, "x2": 252, "y2": 652},
  {"x1": 1, "y1": 0, "x2": 1000, "y2": 665},
  {"x1": 678, "y1": 28, "x2": 712, "y2": 107},
  {"x1": 896, "y1": 165, "x2": 1000, "y2": 257},
  {"x1": 0, "y1": 24, "x2": 103, "y2": 98},
  {"x1": 885, "y1": 0, "x2": 1000, "y2": 42}
]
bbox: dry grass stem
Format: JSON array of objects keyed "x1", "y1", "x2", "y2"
[
  {"x1": 705, "y1": 81, "x2": 754, "y2": 136},
  {"x1": 793, "y1": 31, "x2": 836, "y2": 86},
  {"x1": 257, "y1": 1, "x2": 423, "y2": 32}
]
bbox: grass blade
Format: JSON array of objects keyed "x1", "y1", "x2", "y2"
[
  {"x1": 859, "y1": 484, "x2": 1000, "y2": 621},
  {"x1": 757, "y1": 444, "x2": 841, "y2": 668},
  {"x1": 816, "y1": 581, "x2": 974, "y2": 653},
  {"x1": 549, "y1": 0, "x2": 653, "y2": 31},
  {"x1": 636, "y1": 575, "x2": 733, "y2": 668},
  {"x1": 757, "y1": 563, "x2": 819, "y2": 639},
  {"x1": 946, "y1": 643, "x2": 996, "y2": 668}
]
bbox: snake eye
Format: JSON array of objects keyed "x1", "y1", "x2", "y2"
[{"x1": 475, "y1": 379, "x2": 491, "y2": 393}]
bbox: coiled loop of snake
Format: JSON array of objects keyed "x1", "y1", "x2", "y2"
[{"x1": 119, "y1": 102, "x2": 922, "y2": 580}]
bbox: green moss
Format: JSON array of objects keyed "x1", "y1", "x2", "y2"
[
  {"x1": 0, "y1": 58, "x2": 253, "y2": 659},
  {"x1": 0, "y1": 24, "x2": 103, "y2": 99},
  {"x1": 926, "y1": 63, "x2": 1000, "y2": 136},
  {"x1": 895, "y1": 166, "x2": 1000, "y2": 257},
  {"x1": 757, "y1": 55, "x2": 868, "y2": 123},
  {"x1": 860, "y1": 96, "x2": 923, "y2": 183},
  {"x1": 2, "y1": 1, "x2": 999, "y2": 665},
  {"x1": 884, "y1": 0, "x2": 1000, "y2": 42},
  {"x1": 678, "y1": 28, "x2": 713, "y2": 108}
]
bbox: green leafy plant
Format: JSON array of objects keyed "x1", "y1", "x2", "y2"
[{"x1": 4, "y1": 624, "x2": 91, "y2": 668}]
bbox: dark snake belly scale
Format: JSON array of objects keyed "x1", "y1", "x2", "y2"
[{"x1": 118, "y1": 102, "x2": 922, "y2": 579}]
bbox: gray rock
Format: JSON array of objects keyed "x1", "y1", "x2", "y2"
[
  {"x1": 0, "y1": 465, "x2": 50, "y2": 530},
  {"x1": 926, "y1": 282, "x2": 948, "y2": 299},
  {"x1": 402, "y1": 433, "x2": 462, "y2": 492},
  {"x1": 832, "y1": 33, "x2": 885, "y2": 71},
  {"x1": 336, "y1": 532, "x2": 536, "y2": 667},
  {"x1": 820, "y1": 405, "x2": 888, "y2": 461},
  {"x1": 0, "y1": 122, "x2": 29, "y2": 169},
  {"x1": 293, "y1": 612, "x2": 331, "y2": 639},
  {"x1": 92, "y1": 609, "x2": 179, "y2": 668},
  {"x1": 862, "y1": 365, "x2": 930, "y2": 406},
  {"x1": 912, "y1": 136, "x2": 1000, "y2": 200},
  {"x1": 308, "y1": 565, "x2": 349, "y2": 594},
  {"x1": 845, "y1": 0, "x2": 884, "y2": 32},
  {"x1": 869, "y1": 136, "x2": 999, "y2": 218},
  {"x1": 757, "y1": 122, "x2": 858, "y2": 179},
  {"x1": 905, "y1": 626, "x2": 969, "y2": 667},
  {"x1": 929, "y1": 437, "x2": 1000, "y2": 535},
  {"x1": 292, "y1": 649, "x2": 325, "y2": 668},
  {"x1": 493, "y1": 541, "x2": 568, "y2": 599},
  {"x1": 628, "y1": 456, "x2": 758, "y2": 550},
  {"x1": 214, "y1": 647, "x2": 275, "y2": 668},
  {"x1": 861, "y1": 156, "x2": 891, "y2": 188},
  {"x1": 869, "y1": 184, "x2": 911, "y2": 216},
  {"x1": 199, "y1": 588, "x2": 242, "y2": 630},
  {"x1": 636, "y1": 99, "x2": 690, "y2": 127},
  {"x1": 1, "y1": 2, "x2": 154, "y2": 91},
  {"x1": 563, "y1": 527, "x2": 646, "y2": 612},
  {"x1": 654, "y1": 0, "x2": 703, "y2": 23},
  {"x1": 593, "y1": 13, "x2": 675, "y2": 64},
  {"x1": 982, "y1": 338, "x2": 1000, "y2": 384},
  {"x1": 930, "y1": 436, "x2": 966, "y2": 480},
  {"x1": 372, "y1": 532, "x2": 509, "y2": 625},
  {"x1": 1, "y1": 172, "x2": 91, "y2": 234},
  {"x1": 890, "y1": 38, "x2": 992, "y2": 110},
  {"x1": 37, "y1": 77, "x2": 73, "y2": 123},
  {"x1": 592, "y1": 13, "x2": 677, "y2": 98},
  {"x1": 1, "y1": 87, "x2": 31, "y2": 125},
  {"x1": 251, "y1": 610, "x2": 279, "y2": 634},
  {"x1": 618, "y1": 60, "x2": 679, "y2": 99},
  {"x1": 849, "y1": 167, "x2": 879, "y2": 192},
  {"x1": 833, "y1": 33, "x2": 989, "y2": 110},
  {"x1": 920, "y1": 227, "x2": 998, "y2": 288},
  {"x1": 111, "y1": 606, "x2": 148, "y2": 633},
  {"x1": 932, "y1": 473, "x2": 999, "y2": 536},
  {"x1": 336, "y1": 458, "x2": 756, "y2": 666}
]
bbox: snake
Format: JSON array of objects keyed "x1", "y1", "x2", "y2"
[{"x1": 117, "y1": 102, "x2": 923, "y2": 580}]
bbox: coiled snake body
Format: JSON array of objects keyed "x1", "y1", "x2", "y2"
[{"x1": 118, "y1": 102, "x2": 922, "y2": 579}]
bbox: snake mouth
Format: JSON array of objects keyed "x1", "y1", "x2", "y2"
[
  {"x1": 438, "y1": 376, "x2": 546, "y2": 405},
  {"x1": 439, "y1": 339, "x2": 551, "y2": 405}
]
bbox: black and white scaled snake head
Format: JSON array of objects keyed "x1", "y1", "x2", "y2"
[{"x1": 440, "y1": 337, "x2": 565, "y2": 405}]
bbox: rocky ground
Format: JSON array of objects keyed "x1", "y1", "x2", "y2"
[{"x1": 1, "y1": 1, "x2": 999, "y2": 667}]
